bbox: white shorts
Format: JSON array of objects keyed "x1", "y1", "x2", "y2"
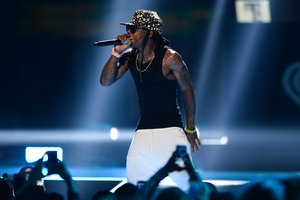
[{"x1": 126, "y1": 127, "x2": 191, "y2": 191}]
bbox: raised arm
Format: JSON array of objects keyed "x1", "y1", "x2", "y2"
[
  {"x1": 164, "y1": 49, "x2": 201, "y2": 151},
  {"x1": 100, "y1": 54, "x2": 128, "y2": 86},
  {"x1": 100, "y1": 34, "x2": 132, "y2": 86},
  {"x1": 56, "y1": 161, "x2": 80, "y2": 200}
]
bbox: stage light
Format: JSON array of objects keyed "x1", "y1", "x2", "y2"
[
  {"x1": 220, "y1": 136, "x2": 228, "y2": 145},
  {"x1": 110, "y1": 127, "x2": 119, "y2": 141},
  {"x1": 194, "y1": 0, "x2": 226, "y2": 127},
  {"x1": 202, "y1": 136, "x2": 229, "y2": 145},
  {"x1": 235, "y1": 0, "x2": 271, "y2": 23},
  {"x1": 78, "y1": 0, "x2": 156, "y2": 129},
  {"x1": 25, "y1": 147, "x2": 63, "y2": 163}
]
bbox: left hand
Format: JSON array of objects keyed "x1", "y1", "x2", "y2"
[
  {"x1": 164, "y1": 152, "x2": 185, "y2": 173},
  {"x1": 185, "y1": 131, "x2": 201, "y2": 152},
  {"x1": 27, "y1": 158, "x2": 45, "y2": 185}
]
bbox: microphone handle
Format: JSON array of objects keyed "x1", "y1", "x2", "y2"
[{"x1": 94, "y1": 39, "x2": 123, "y2": 47}]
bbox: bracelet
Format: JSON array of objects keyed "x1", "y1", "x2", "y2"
[
  {"x1": 184, "y1": 126, "x2": 196, "y2": 134},
  {"x1": 111, "y1": 48, "x2": 121, "y2": 58}
]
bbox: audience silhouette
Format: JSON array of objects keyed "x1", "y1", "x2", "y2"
[{"x1": 2, "y1": 146, "x2": 300, "y2": 200}]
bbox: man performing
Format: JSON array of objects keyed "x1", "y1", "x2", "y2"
[{"x1": 100, "y1": 9, "x2": 201, "y2": 190}]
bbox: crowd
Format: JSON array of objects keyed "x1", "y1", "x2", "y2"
[{"x1": 1, "y1": 146, "x2": 300, "y2": 200}]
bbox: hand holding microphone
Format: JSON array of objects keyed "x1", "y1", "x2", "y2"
[
  {"x1": 113, "y1": 34, "x2": 131, "y2": 54},
  {"x1": 94, "y1": 34, "x2": 131, "y2": 59}
]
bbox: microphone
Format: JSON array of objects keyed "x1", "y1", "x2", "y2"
[{"x1": 94, "y1": 39, "x2": 123, "y2": 47}]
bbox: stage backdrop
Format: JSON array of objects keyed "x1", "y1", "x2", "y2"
[{"x1": 1, "y1": 0, "x2": 300, "y2": 131}]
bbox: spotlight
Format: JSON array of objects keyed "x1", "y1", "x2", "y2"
[
  {"x1": 110, "y1": 127, "x2": 119, "y2": 141},
  {"x1": 235, "y1": 0, "x2": 271, "y2": 23},
  {"x1": 220, "y1": 136, "x2": 229, "y2": 145}
]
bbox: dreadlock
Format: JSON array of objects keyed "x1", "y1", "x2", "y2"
[
  {"x1": 152, "y1": 32, "x2": 171, "y2": 49},
  {"x1": 152, "y1": 32, "x2": 171, "y2": 59}
]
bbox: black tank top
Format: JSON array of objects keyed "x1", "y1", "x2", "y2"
[{"x1": 127, "y1": 47, "x2": 183, "y2": 130}]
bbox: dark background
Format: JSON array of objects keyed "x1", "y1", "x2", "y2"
[{"x1": 1, "y1": 0, "x2": 300, "y2": 131}]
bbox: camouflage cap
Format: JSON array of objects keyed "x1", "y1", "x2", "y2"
[{"x1": 120, "y1": 9, "x2": 163, "y2": 34}]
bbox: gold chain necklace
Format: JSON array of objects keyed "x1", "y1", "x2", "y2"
[{"x1": 135, "y1": 54, "x2": 155, "y2": 73}]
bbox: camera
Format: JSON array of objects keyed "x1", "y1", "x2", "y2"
[
  {"x1": 175, "y1": 145, "x2": 187, "y2": 168},
  {"x1": 42, "y1": 151, "x2": 58, "y2": 176}
]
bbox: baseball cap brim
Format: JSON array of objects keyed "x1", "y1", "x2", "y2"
[{"x1": 120, "y1": 22, "x2": 134, "y2": 26}]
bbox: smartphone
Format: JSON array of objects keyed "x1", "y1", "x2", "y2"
[
  {"x1": 175, "y1": 145, "x2": 187, "y2": 168},
  {"x1": 42, "y1": 151, "x2": 58, "y2": 176},
  {"x1": 136, "y1": 181, "x2": 145, "y2": 190},
  {"x1": 176, "y1": 145, "x2": 187, "y2": 157}
]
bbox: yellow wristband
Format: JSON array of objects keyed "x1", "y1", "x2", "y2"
[{"x1": 184, "y1": 127, "x2": 196, "y2": 134}]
